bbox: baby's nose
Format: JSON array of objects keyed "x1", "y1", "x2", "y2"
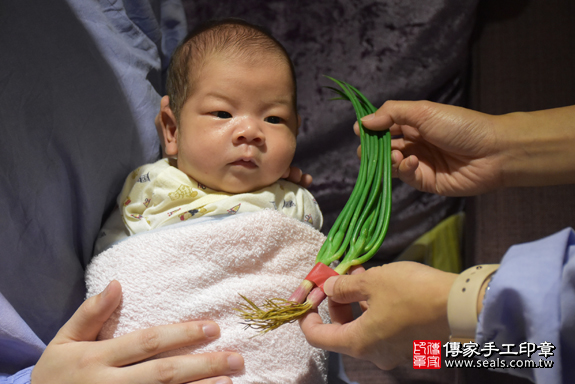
[{"x1": 233, "y1": 119, "x2": 265, "y2": 145}]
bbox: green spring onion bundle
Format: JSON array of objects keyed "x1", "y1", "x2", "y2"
[
  {"x1": 236, "y1": 77, "x2": 392, "y2": 333},
  {"x1": 316, "y1": 77, "x2": 392, "y2": 274}
]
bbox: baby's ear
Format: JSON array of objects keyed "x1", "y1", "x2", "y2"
[{"x1": 160, "y1": 96, "x2": 179, "y2": 157}]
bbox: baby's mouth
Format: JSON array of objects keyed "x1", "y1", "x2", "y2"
[{"x1": 230, "y1": 158, "x2": 257, "y2": 169}]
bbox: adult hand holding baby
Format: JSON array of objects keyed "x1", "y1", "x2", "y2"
[{"x1": 31, "y1": 280, "x2": 243, "y2": 384}]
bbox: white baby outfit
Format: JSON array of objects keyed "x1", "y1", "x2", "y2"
[{"x1": 95, "y1": 158, "x2": 323, "y2": 252}]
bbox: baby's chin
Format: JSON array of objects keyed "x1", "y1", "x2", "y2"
[
  {"x1": 217, "y1": 181, "x2": 274, "y2": 194},
  {"x1": 206, "y1": 176, "x2": 279, "y2": 194}
]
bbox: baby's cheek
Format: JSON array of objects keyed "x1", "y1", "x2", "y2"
[
  {"x1": 274, "y1": 141, "x2": 295, "y2": 173},
  {"x1": 185, "y1": 147, "x2": 219, "y2": 179}
]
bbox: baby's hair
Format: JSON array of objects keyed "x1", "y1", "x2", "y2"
[{"x1": 166, "y1": 18, "x2": 297, "y2": 121}]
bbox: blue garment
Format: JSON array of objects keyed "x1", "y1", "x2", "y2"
[
  {"x1": 0, "y1": 294, "x2": 43, "y2": 382},
  {"x1": 0, "y1": 0, "x2": 185, "y2": 380},
  {"x1": 0, "y1": 367, "x2": 34, "y2": 384},
  {"x1": 66, "y1": 0, "x2": 187, "y2": 162},
  {"x1": 477, "y1": 227, "x2": 575, "y2": 384},
  {"x1": 0, "y1": 294, "x2": 45, "y2": 378}
]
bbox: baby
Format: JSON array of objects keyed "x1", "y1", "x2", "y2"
[
  {"x1": 87, "y1": 19, "x2": 329, "y2": 384},
  {"x1": 94, "y1": 18, "x2": 322, "y2": 250}
]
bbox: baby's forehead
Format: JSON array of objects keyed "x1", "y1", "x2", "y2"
[
  {"x1": 193, "y1": 51, "x2": 296, "y2": 96},
  {"x1": 197, "y1": 49, "x2": 291, "y2": 77}
]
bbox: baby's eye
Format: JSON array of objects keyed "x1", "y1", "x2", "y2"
[
  {"x1": 213, "y1": 111, "x2": 232, "y2": 119},
  {"x1": 264, "y1": 116, "x2": 282, "y2": 124}
]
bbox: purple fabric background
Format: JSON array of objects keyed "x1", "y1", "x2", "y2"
[{"x1": 183, "y1": 0, "x2": 477, "y2": 263}]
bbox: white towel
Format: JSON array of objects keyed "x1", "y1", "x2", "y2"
[{"x1": 86, "y1": 209, "x2": 329, "y2": 384}]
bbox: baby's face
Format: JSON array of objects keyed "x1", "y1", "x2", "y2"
[{"x1": 174, "y1": 55, "x2": 298, "y2": 193}]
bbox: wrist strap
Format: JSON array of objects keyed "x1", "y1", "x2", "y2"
[{"x1": 447, "y1": 264, "x2": 499, "y2": 342}]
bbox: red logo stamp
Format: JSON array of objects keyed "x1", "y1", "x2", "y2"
[{"x1": 413, "y1": 340, "x2": 441, "y2": 369}]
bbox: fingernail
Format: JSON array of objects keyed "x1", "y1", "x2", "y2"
[
  {"x1": 323, "y1": 276, "x2": 338, "y2": 296},
  {"x1": 227, "y1": 354, "x2": 244, "y2": 372},
  {"x1": 101, "y1": 282, "x2": 112, "y2": 298},
  {"x1": 361, "y1": 113, "x2": 375, "y2": 122},
  {"x1": 203, "y1": 323, "x2": 220, "y2": 339},
  {"x1": 216, "y1": 379, "x2": 231, "y2": 384}
]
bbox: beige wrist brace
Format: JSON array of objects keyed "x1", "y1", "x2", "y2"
[{"x1": 447, "y1": 264, "x2": 499, "y2": 343}]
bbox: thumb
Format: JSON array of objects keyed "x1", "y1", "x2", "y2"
[
  {"x1": 323, "y1": 273, "x2": 370, "y2": 304},
  {"x1": 361, "y1": 100, "x2": 437, "y2": 134},
  {"x1": 54, "y1": 280, "x2": 122, "y2": 343},
  {"x1": 299, "y1": 311, "x2": 366, "y2": 357}
]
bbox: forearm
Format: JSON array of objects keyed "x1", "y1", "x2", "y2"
[{"x1": 497, "y1": 105, "x2": 575, "y2": 188}]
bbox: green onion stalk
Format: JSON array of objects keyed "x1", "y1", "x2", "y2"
[{"x1": 236, "y1": 77, "x2": 392, "y2": 333}]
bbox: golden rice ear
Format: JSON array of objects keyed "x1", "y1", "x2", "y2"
[{"x1": 234, "y1": 295, "x2": 313, "y2": 335}]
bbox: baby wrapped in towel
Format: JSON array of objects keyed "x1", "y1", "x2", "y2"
[{"x1": 86, "y1": 19, "x2": 328, "y2": 383}]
